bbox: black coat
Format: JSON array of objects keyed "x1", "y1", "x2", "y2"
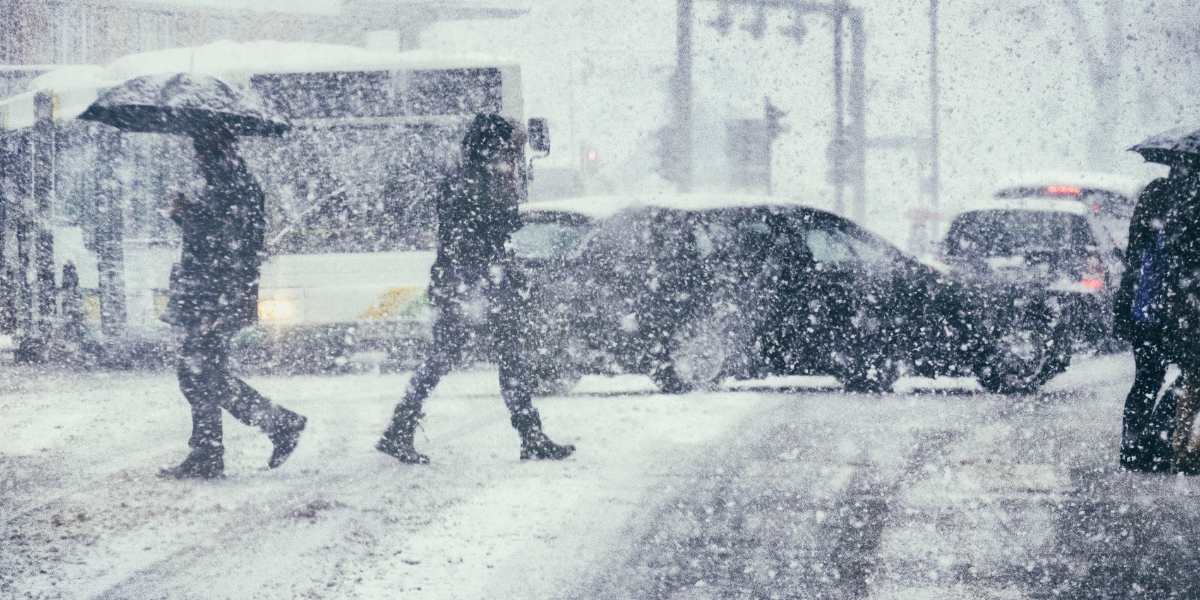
[
  {"x1": 429, "y1": 160, "x2": 522, "y2": 300},
  {"x1": 169, "y1": 150, "x2": 266, "y2": 331},
  {"x1": 1159, "y1": 177, "x2": 1200, "y2": 364},
  {"x1": 1118, "y1": 175, "x2": 1200, "y2": 363},
  {"x1": 1114, "y1": 177, "x2": 1173, "y2": 343}
]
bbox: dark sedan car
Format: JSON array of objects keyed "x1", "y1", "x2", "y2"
[{"x1": 510, "y1": 194, "x2": 982, "y2": 394}]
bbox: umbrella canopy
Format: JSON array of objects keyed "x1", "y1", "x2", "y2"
[
  {"x1": 78, "y1": 72, "x2": 289, "y2": 136},
  {"x1": 1128, "y1": 126, "x2": 1200, "y2": 165}
]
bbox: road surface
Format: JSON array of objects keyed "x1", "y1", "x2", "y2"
[{"x1": 2, "y1": 353, "x2": 1199, "y2": 599}]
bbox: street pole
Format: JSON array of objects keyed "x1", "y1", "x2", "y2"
[
  {"x1": 673, "y1": 0, "x2": 694, "y2": 192},
  {"x1": 29, "y1": 91, "x2": 55, "y2": 362},
  {"x1": 848, "y1": 9, "x2": 866, "y2": 223},
  {"x1": 688, "y1": 0, "x2": 865, "y2": 211},
  {"x1": 929, "y1": 0, "x2": 940, "y2": 217},
  {"x1": 832, "y1": 9, "x2": 845, "y2": 215}
]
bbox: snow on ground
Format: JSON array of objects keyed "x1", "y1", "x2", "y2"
[
  {"x1": 1, "y1": 365, "x2": 775, "y2": 599},
  {"x1": 0, "y1": 353, "x2": 1184, "y2": 598}
]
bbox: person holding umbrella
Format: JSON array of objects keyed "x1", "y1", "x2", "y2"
[
  {"x1": 1115, "y1": 159, "x2": 1183, "y2": 471},
  {"x1": 1125, "y1": 127, "x2": 1200, "y2": 474},
  {"x1": 81, "y1": 73, "x2": 305, "y2": 479},
  {"x1": 376, "y1": 113, "x2": 575, "y2": 464}
]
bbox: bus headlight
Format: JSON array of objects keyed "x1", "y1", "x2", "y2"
[{"x1": 258, "y1": 299, "x2": 295, "y2": 321}]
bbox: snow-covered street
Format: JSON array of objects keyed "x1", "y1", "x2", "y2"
[{"x1": 4, "y1": 354, "x2": 1200, "y2": 599}]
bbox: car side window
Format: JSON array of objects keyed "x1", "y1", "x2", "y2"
[
  {"x1": 806, "y1": 227, "x2": 857, "y2": 266},
  {"x1": 842, "y1": 229, "x2": 896, "y2": 272}
]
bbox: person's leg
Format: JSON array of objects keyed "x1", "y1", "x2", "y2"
[
  {"x1": 493, "y1": 276, "x2": 574, "y2": 461},
  {"x1": 197, "y1": 327, "x2": 306, "y2": 469},
  {"x1": 1171, "y1": 368, "x2": 1200, "y2": 475},
  {"x1": 161, "y1": 325, "x2": 228, "y2": 479},
  {"x1": 1146, "y1": 372, "x2": 1180, "y2": 469},
  {"x1": 222, "y1": 377, "x2": 307, "y2": 469},
  {"x1": 1121, "y1": 341, "x2": 1168, "y2": 471},
  {"x1": 378, "y1": 299, "x2": 468, "y2": 464}
]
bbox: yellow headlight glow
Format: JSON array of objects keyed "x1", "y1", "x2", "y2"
[{"x1": 258, "y1": 299, "x2": 295, "y2": 321}]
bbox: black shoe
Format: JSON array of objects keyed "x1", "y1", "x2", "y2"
[
  {"x1": 159, "y1": 448, "x2": 225, "y2": 480},
  {"x1": 377, "y1": 405, "x2": 429, "y2": 465},
  {"x1": 520, "y1": 435, "x2": 576, "y2": 461},
  {"x1": 268, "y1": 410, "x2": 307, "y2": 469},
  {"x1": 376, "y1": 437, "x2": 431, "y2": 464},
  {"x1": 511, "y1": 408, "x2": 575, "y2": 461}
]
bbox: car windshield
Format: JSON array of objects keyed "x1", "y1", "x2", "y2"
[
  {"x1": 511, "y1": 213, "x2": 593, "y2": 259},
  {"x1": 945, "y1": 210, "x2": 1095, "y2": 258}
]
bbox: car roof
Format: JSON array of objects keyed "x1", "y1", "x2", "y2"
[
  {"x1": 521, "y1": 193, "x2": 813, "y2": 220},
  {"x1": 991, "y1": 171, "x2": 1146, "y2": 200},
  {"x1": 952, "y1": 198, "x2": 1089, "y2": 218}
]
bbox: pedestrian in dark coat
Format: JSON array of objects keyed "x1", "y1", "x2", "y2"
[
  {"x1": 1149, "y1": 156, "x2": 1200, "y2": 474},
  {"x1": 160, "y1": 125, "x2": 307, "y2": 480},
  {"x1": 1114, "y1": 175, "x2": 1178, "y2": 472},
  {"x1": 376, "y1": 113, "x2": 575, "y2": 464}
]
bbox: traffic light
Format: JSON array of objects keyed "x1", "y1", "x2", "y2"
[{"x1": 582, "y1": 145, "x2": 599, "y2": 175}]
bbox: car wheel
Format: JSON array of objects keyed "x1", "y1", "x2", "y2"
[
  {"x1": 976, "y1": 310, "x2": 1068, "y2": 394},
  {"x1": 527, "y1": 338, "x2": 584, "y2": 397},
  {"x1": 653, "y1": 316, "x2": 735, "y2": 394}
]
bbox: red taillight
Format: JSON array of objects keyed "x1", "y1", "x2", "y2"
[
  {"x1": 1047, "y1": 185, "x2": 1080, "y2": 195},
  {"x1": 1081, "y1": 278, "x2": 1104, "y2": 290}
]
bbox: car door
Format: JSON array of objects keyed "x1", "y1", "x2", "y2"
[
  {"x1": 585, "y1": 207, "x2": 702, "y2": 373},
  {"x1": 584, "y1": 208, "x2": 656, "y2": 367},
  {"x1": 781, "y1": 212, "x2": 863, "y2": 372},
  {"x1": 837, "y1": 222, "x2": 910, "y2": 359},
  {"x1": 511, "y1": 210, "x2": 597, "y2": 385}
]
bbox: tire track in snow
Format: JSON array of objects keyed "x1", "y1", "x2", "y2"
[{"x1": 582, "y1": 392, "x2": 959, "y2": 599}]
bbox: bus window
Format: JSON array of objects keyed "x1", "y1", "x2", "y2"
[{"x1": 251, "y1": 68, "x2": 503, "y2": 120}]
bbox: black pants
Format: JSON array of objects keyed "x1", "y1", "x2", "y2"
[
  {"x1": 177, "y1": 325, "x2": 278, "y2": 451},
  {"x1": 1121, "y1": 341, "x2": 1175, "y2": 470},
  {"x1": 400, "y1": 272, "x2": 532, "y2": 415}
]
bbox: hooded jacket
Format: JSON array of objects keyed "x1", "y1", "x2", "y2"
[{"x1": 429, "y1": 114, "x2": 523, "y2": 298}]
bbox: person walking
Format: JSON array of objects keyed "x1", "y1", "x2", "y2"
[
  {"x1": 160, "y1": 125, "x2": 307, "y2": 480},
  {"x1": 1114, "y1": 173, "x2": 1178, "y2": 472},
  {"x1": 376, "y1": 114, "x2": 575, "y2": 464}
]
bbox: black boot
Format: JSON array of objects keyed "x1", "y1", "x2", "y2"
[
  {"x1": 511, "y1": 408, "x2": 575, "y2": 461},
  {"x1": 377, "y1": 404, "x2": 430, "y2": 464},
  {"x1": 267, "y1": 408, "x2": 307, "y2": 469},
  {"x1": 159, "y1": 446, "x2": 225, "y2": 480}
]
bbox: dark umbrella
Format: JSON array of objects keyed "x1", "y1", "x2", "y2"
[
  {"x1": 78, "y1": 72, "x2": 288, "y2": 136},
  {"x1": 1128, "y1": 126, "x2": 1200, "y2": 165}
]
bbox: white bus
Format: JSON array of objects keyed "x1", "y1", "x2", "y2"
[{"x1": 0, "y1": 40, "x2": 542, "y2": 369}]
